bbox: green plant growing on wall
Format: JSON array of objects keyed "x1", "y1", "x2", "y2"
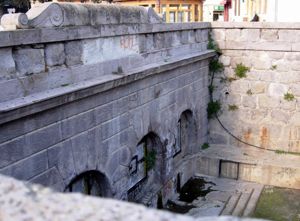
[
  {"x1": 234, "y1": 63, "x2": 250, "y2": 78},
  {"x1": 271, "y1": 65, "x2": 277, "y2": 70},
  {"x1": 144, "y1": 149, "x2": 157, "y2": 171},
  {"x1": 207, "y1": 100, "x2": 221, "y2": 119},
  {"x1": 207, "y1": 33, "x2": 222, "y2": 54},
  {"x1": 228, "y1": 104, "x2": 239, "y2": 111},
  {"x1": 284, "y1": 92, "x2": 295, "y2": 101},
  {"x1": 246, "y1": 89, "x2": 253, "y2": 96},
  {"x1": 201, "y1": 143, "x2": 210, "y2": 150}
]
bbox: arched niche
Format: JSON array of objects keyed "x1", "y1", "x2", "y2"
[
  {"x1": 65, "y1": 170, "x2": 112, "y2": 197},
  {"x1": 174, "y1": 110, "x2": 195, "y2": 157},
  {"x1": 128, "y1": 132, "x2": 166, "y2": 204}
]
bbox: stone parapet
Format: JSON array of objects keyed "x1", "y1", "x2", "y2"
[
  {"x1": 0, "y1": 2, "x2": 162, "y2": 30},
  {"x1": 0, "y1": 174, "x2": 265, "y2": 221}
]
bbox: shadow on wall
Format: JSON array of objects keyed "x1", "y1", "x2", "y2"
[{"x1": 65, "y1": 170, "x2": 112, "y2": 197}]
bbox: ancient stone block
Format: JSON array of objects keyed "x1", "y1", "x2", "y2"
[
  {"x1": 211, "y1": 29, "x2": 225, "y2": 41},
  {"x1": 242, "y1": 96, "x2": 257, "y2": 109},
  {"x1": 250, "y1": 82, "x2": 266, "y2": 94},
  {"x1": 180, "y1": 31, "x2": 189, "y2": 44},
  {"x1": 271, "y1": 110, "x2": 290, "y2": 124},
  {"x1": 219, "y1": 55, "x2": 231, "y2": 67},
  {"x1": 251, "y1": 52, "x2": 271, "y2": 70},
  {"x1": 258, "y1": 95, "x2": 280, "y2": 108},
  {"x1": 268, "y1": 83, "x2": 288, "y2": 98},
  {"x1": 30, "y1": 167, "x2": 64, "y2": 191},
  {"x1": 45, "y1": 43, "x2": 65, "y2": 67},
  {"x1": 225, "y1": 29, "x2": 241, "y2": 41},
  {"x1": 61, "y1": 110, "x2": 95, "y2": 139},
  {"x1": 25, "y1": 123, "x2": 62, "y2": 153},
  {"x1": 65, "y1": 41, "x2": 83, "y2": 66},
  {"x1": 0, "y1": 150, "x2": 48, "y2": 181},
  {"x1": 240, "y1": 29, "x2": 260, "y2": 42},
  {"x1": 13, "y1": 47, "x2": 45, "y2": 76},
  {"x1": 48, "y1": 140, "x2": 76, "y2": 182},
  {"x1": 0, "y1": 48, "x2": 15, "y2": 79},
  {"x1": 261, "y1": 29, "x2": 278, "y2": 41}
]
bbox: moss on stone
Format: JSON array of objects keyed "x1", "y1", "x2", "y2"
[{"x1": 253, "y1": 186, "x2": 300, "y2": 221}]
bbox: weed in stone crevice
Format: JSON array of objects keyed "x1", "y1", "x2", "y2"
[
  {"x1": 228, "y1": 104, "x2": 239, "y2": 111},
  {"x1": 271, "y1": 64, "x2": 277, "y2": 70},
  {"x1": 207, "y1": 33, "x2": 222, "y2": 55},
  {"x1": 207, "y1": 100, "x2": 221, "y2": 119},
  {"x1": 201, "y1": 143, "x2": 210, "y2": 150},
  {"x1": 234, "y1": 63, "x2": 250, "y2": 78},
  {"x1": 246, "y1": 89, "x2": 253, "y2": 96},
  {"x1": 284, "y1": 92, "x2": 295, "y2": 102}
]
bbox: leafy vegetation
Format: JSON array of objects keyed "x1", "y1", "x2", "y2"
[
  {"x1": 271, "y1": 64, "x2": 277, "y2": 70},
  {"x1": 201, "y1": 143, "x2": 210, "y2": 150},
  {"x1": 246, "y1": 89, "x2": 253, "y2": 95},
  {"x1": 207, "y1": 33, "x2": 221, "y2": 54},
  {"x1": 209, "y1": 59, "x2": 224, "y2": 73},
  {"x1": 234, "y1": 63, "x2": 250, "y2": 78},
  {"x1": 284, "y1": 92, "x2": 295, "y2": 101},
  {"x1": 253, "y1": 186, "x2": 300, "y2": 221},
  {"x1": 228, "y1": 104, "x2": 239, "y2": 111},
  {"x1": 207, "y1": 100, "x2": 221, "y2": 119}
]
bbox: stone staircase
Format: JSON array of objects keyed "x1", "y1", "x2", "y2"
[
  {"x1": 220, "y1": 185, "x2": 263, "y2": 217},
  {"x1": 189, "y1": 174, "x2": 264, "y2": 218}
]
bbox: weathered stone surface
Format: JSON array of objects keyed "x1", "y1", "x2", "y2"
[
  {"x1": 0, "y1": 151, "x2": 48, "y2": 181},
  {"x1": 13, "y1": 48, "x2": 45, "y2": 76},
  {"x1": 268, "y1": 83, "x2": 288, "y2": 98},
  {"x1": 260, "y1": 29, "x2": 278, "y2": 41},
  {"x1": 0, "y1": 48, "x2": 15, "y2": 79},
  {"x1": 45, "y1": 43, "x2": 65, "y2": 66},
  {"x1": 242, "y1": 96, "x2": 257, "y2": 109},
  {"x1": 240, "y1": 29, "x2": 260, "y2": 42},
  {"x1": 65, "y1": 41, "x2": 83, "y2": 66}
]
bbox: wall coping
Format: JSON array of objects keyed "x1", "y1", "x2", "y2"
[
  {"x1": 0, "y1": 22, "x2": 211, "y2": 48},
  {"x1": 211, "y1": 22, "x2": 300, "y2": 29},
  {"x1": 0, "y1": 50, "x2": 215, "y2": 125}
]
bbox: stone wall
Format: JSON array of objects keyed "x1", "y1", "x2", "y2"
[
  {"x1": 0, "y1": 3, "x2": 213, "y2": 205},
  {"x1": 210, "y1": 22, "x2": 300, "y2": 153},
  {"x1": 197, "y1": 22, "x2": 300, "y2": 189}
]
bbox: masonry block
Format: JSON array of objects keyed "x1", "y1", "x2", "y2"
[
  {"x1": 0, "y1": 48, "x2": 15, "y2": 79},
  {"x1": 65, "y1": 41, "x2": 83, "y2": 66},
  {"x1": 13, "y1": 47, "x2": 45, "y2": 76},
  {"x1": 0, "y1": 151, "x2": 48, "y2": 181},
  {"x1": 45, "y1": 43, "x2": 65, "y2": 67}
]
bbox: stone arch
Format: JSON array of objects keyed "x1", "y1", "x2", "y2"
[
  {"x1": 128, "y1": 131, "x2": 166, "y2": 205},
  {"x1": 175, "y1": 109, "x2": 196, "y2": 157},
  {"x1": 65, "y1": 170, "x2": 112, "y2": 197}
]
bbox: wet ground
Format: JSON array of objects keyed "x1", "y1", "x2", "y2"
[{"x1": 164, "y1": 175, "x2": 263, "y2": 217}]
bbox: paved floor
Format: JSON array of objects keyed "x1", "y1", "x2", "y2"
[{"x1": 167, "y1": 175, "x2": 264, "y2": 218}]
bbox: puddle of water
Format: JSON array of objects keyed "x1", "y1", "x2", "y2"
[
  {"x1": 179, "y1": 177, "x2": 215, "y2": 203},
  {"x1": 164, "y1": 177, "x2": 216, "y2": 214}
]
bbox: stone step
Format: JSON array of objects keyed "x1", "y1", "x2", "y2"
[
  {"x1": 220, "y1": 192, "x2": 241, "y2": 215},
  {"x1": 232, "y1": 189, "x2": 253, "y2": 216},
  {"x1": 242, "y1": 185, "x2": 264, "y2": 217}
]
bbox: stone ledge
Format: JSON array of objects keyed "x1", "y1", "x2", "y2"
[
  {"x1": 0, "y1": 174, "x2": 265, "y2": 221},
  {"x1": 0, "y1": 22, "x2": 211, "y2": 48},
  {"x1": 0, "y1": 50, "x2": 215, "y2": 125},
  {"x1": 211, "y1": 22, "x2": 300, "y2": 29}
]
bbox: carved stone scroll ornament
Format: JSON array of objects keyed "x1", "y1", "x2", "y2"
[
  {"x1": 0, "y1": 13, "x2": 29, "y2": 30},
  {"x1": 26, "y1": 3, "x2": 64, "y2": 28}
]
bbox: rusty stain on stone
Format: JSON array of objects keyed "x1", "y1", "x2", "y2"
[{"x1": 260, "y1": 127, "x2": 269, "y2": 148}]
